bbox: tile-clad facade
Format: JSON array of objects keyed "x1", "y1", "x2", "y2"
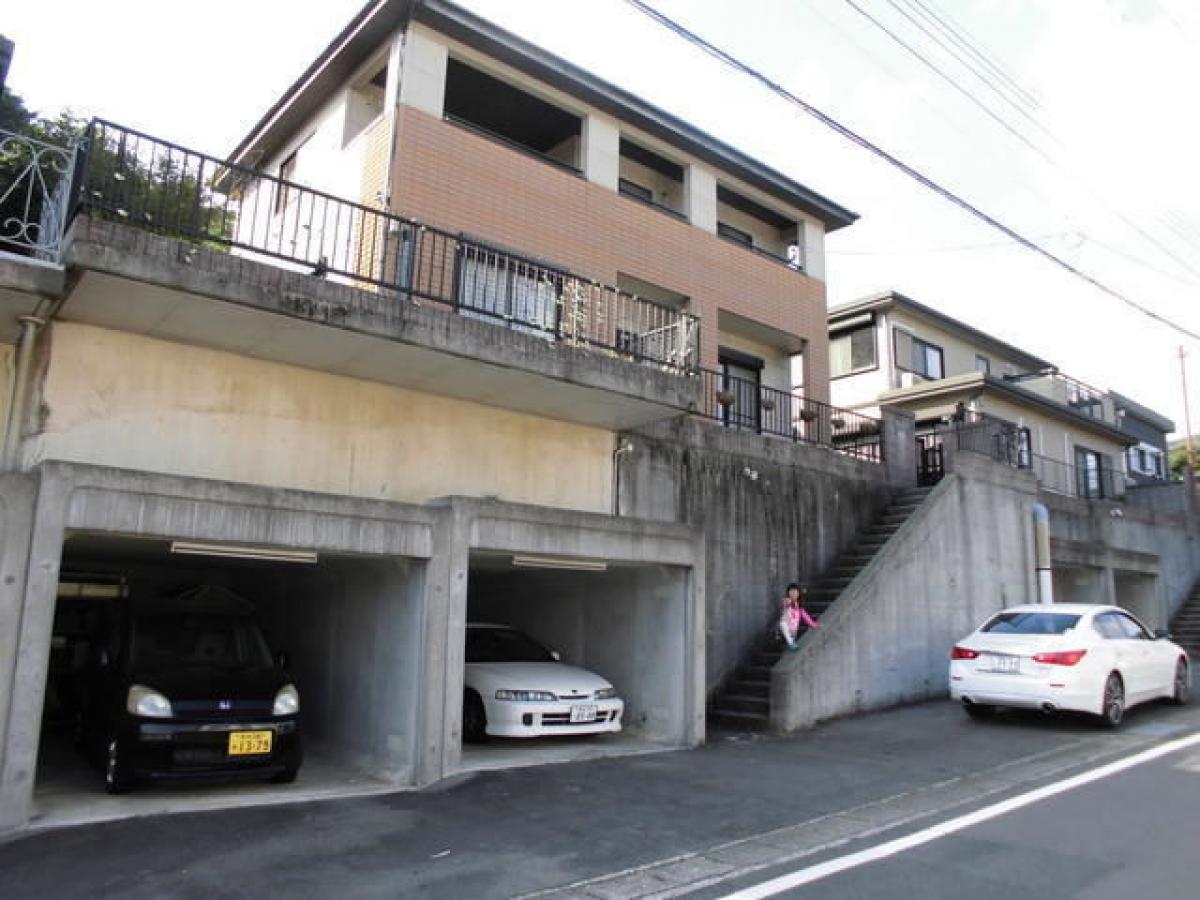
[{"x1": 389, "y1": 106, "x2": 831, "y2": 402}]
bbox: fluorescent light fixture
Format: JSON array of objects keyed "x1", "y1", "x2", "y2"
[
  {"x1": 57, "y1": 582, "x2": 128, "y2": 599},
  {"x1": 170, "y1": 541, "x2": 318, "y2": 564},
  {"x1": 511, "y1": 555, "x2": 607, "y2": 572}
]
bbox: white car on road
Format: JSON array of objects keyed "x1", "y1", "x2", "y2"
[
  {"x1": 463, "y1": 623, "x2": 624, "y2": 740},
  {"x1": 950, "y1": 603, "x2": 1190, "y2": 727}
]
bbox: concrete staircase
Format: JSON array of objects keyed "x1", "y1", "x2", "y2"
[
  {"x1": 708, "y1": 486, "x2": 935, "y2": 731},
  {"x1": 1169, "y1": 582, "x2": 1200, "y2": 658}
]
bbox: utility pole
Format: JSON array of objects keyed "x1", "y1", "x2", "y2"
[{"x1": 1182, "y1": 346, "x2": 1197, "y2": 480}]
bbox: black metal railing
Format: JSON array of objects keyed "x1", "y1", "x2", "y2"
[
  {"x1": 695, "y1": 367, "x2": 883, "y2": 462},
  {"x1": 1029, "y1": 452, "x2": 1123, "y2": 500},
  {"x1": 66, "y1": 119, "x2": 699, "y2": 371}
]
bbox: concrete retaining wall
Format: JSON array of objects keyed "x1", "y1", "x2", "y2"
[
  {"x1": 772, "y1": 454, "x2": 1039, "y2": 731},
  {"x1": 620, "y1": 416, "x2": 897, "y2": 692}
]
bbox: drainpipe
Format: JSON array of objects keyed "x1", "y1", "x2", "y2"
[
  {"x1": 1032, "y1": 503, "x2": 1053, "y2": 605},
  {"x1": 2, "y1": 315, "x2": 45, "y2": 471},
  {"x1": 612, "y1": 438, "x2": 634, "y2": 516}
]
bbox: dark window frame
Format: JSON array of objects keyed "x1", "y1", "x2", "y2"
[
  {"x1": 893, "y1": 328, "x2": 945, "y2": 380},
  {"x1": 274, "y1": 150, "x2": 298, "y2": 214},
  {"x1": 618, "y1": 178, "x2": 654, "y2": 204},
  {"x1": 717, "y1": 221, "x2": 754, "y2": 247}
]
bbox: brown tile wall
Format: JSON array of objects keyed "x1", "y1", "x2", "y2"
[{"x1": 389, "y1": 106, "x2": 830, "y2": 402}]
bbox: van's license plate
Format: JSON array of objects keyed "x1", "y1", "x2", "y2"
[
  {"x1": 570, "y1": 704, "x2": 597, "y2": 723},
  {"x1": 228, "y1": 731, "x2": 273, "y2": 755}
]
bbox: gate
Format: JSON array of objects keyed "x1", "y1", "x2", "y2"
[{"x1": 916, "y1": 435, "x2": 944, "y2": 486}]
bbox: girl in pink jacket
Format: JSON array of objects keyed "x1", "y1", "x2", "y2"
[{"x1": 779, "y1": 583, "x2": 818, "y2": 651}]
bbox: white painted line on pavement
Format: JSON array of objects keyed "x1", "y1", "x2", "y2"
[{"x1": 720, "y1": 730, "x2": 1200, "y2": 899}]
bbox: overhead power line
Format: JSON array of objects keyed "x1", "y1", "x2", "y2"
[
  {"x1": 840, "y1": 0, "x2": 1200, "y2": 284},
  {"x1": 621, "y1": 0, "x2": 1200, "y2": 343}
]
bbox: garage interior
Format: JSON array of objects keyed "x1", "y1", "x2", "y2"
[
  {"x1": 35, "y1": 532, "x2": 424, "y2": 825},
  {"x1": 460, "y1": 551, "x2": 692, "y2": 772}
]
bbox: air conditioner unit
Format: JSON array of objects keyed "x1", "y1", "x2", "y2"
[{"x1": 898, "y1": 371, "x2": 924, "y2": 388}]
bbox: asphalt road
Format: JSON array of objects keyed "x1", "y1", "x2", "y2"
[
  {"x1": 1, "y1": 699, "x2": 1198, "y2": 899},
  {"x1": 716, "y1": 732, "x2": 1200, "y2": 899}
]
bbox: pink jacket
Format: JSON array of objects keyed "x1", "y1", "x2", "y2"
[{"x1": 782, "y1": 602, "x2": 818, "y2": 631}]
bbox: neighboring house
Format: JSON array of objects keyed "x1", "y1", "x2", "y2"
[
  {"x1": 829, "y1": 291, "x2": 1136, "y2": 499},
  {"x1": 1111, "y1": 392, "x2": 1175, "y2": 485}
]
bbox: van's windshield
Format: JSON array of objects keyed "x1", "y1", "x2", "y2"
[{"x1": 130, "y1": 613, "x2": 274, "y2": 670}]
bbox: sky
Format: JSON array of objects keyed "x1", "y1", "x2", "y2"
[{"x1": 4, "y1": 0, "x2": 1199, "y2": 438}]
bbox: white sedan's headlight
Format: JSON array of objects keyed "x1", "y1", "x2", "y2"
[
  {"x1": 594, "y1": 687, "x2": 618, "y2": 700},
  {"x1": 495, "y1": 689, "x2": 557, "y2": 702},
  {"x1": 127, "y1": 685, "x2": 173, "y2": 718},
  {"x1": 273, "y1": 683, "x2": 300, "y2": 716}
]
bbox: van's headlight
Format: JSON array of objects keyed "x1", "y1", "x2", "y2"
[
  {"x1": 495, "y1": 690, "x2": 556, "y2": 702},
  {"x1": 273, "y1": 684, "x2": 299, "y2": 716},
  {"x1": 594, "y1": 687, "x2": 617, "y2": 700},
  {"x1": 127, "y1": 685, "x2": 173, "y2": 718}
]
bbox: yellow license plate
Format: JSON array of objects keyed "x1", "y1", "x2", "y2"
[{"x1": 228, "y1": 730, "x2": 273, "y2": 755}]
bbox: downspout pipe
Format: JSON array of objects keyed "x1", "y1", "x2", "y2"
[
  {"x1": 1032, "y1": 503, "x2": 1053, "y2": 605},
  {"x1": 1, "y1": 315, "x2": 45, "y2": 471},
  {"x1": 612, "y1": 438, "x2": 634, "y2": 516}
]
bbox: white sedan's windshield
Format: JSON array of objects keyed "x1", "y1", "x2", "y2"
[{"x1": 466, "y1": 627, "x2": 555, "y2": 663}]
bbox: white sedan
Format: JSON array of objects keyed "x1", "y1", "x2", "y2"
[
  {"x1": 950, "y1": 603, "x2": 1190, "y2": 727},
  {"x1": 463, "y1": 623, "x2": 624, "y2": 740}
]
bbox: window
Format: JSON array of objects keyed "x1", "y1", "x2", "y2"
[
  {"x1": 274, "y1": 150, "x2": 298, "y2": 214},
  {"x1": 456, "y1": 245, "x2": 559, "y2": 338},
  {"x1": 830, "y1": 325, "x2": 877, "y2": 377},
  {"x1": 894, "y1": 329, "x2": 944, "y2": 380},
  {"x1": 618, "y1": 178, "x2": 654, "y2": 204},
  {"x1": 718, "y1": 349, "x2": 763, "y2": 431},
  {"x1": 982, "y1": 612, "x2": 1080, "y2": 635},
  {"x1": 975, "y1": 355, "x2": 991, "y2": 375},
  {"x1": 717, "y1": 222, "x2": 754, "y2": 247},
  {"x1": 1074, "y1": 446, "x2": 1106, "y2": 498},
  {"x1": 1017, "y1": 427, "x2": 1032, "y2": 468}
]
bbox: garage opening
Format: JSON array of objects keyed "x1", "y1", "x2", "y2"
[
  {"x1": 37, "y1": 532, "x2": 423, "y2": 825},
  {"x1": 1114, "y1": 571, "x2": 1159, "y2": 628},
  {"x1": 459, "y1": 551, "x2": 692, "y2": 772}
]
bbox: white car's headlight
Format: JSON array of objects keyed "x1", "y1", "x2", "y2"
[
  {"x1": 127, "y1": 685, "x2": 173, "y2": 718},
  {"x1": 273, "y1": 683, "x2": 300, "y2": 716},
  {"x1": 594, "y1": 687, "x2": 617, "y2": 700},
  {"x1": 495, "y1": 689, "x2": 557, "y2": 702}
]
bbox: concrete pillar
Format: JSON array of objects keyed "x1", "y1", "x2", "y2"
[
  {"x1": 582, "y1": 113, "x2": 620, "y2": 191},
  {"x1": 685, "y1": 163, "x2": 717, "y2": 233},
  {"x1": 801, "y1": 219, "x2": 825, "y2": 281},
  {"x1": 399, "y1": 27, "x2": 448, "y2": 117},
  {"x1": 881, "y1": 407, "x2": 917, "y2": 488}
]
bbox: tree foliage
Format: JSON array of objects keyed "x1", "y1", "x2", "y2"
[{"x1": 1, "y1": 86, "x2": 233, "y2": 255}]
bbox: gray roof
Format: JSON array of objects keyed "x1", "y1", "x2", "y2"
[
  {"x1": 829, "y1": 291, "x2": 1053, "y2": 372},
  {"x1": 225, "y1": 0, "x2": 858, "y2": 231}
]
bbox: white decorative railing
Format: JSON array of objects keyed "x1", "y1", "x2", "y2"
[{"x1": 0, "y1": 128, "x2": 76, "y2": 259}]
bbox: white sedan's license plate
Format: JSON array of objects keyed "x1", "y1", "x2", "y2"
[
  {"x1": 980, "y1": 653, "x2": 1020, "y2": 674},
  {"x1": 570, "y1": 704, "x2": 597, "y2": 723}
]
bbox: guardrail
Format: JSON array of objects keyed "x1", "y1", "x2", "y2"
[
  {"x1": 66, "y1": 119, "x2": 699, "y2": 371},
  {"x1": 696, "y1": 367, "x2": 883, "y2": 462}
]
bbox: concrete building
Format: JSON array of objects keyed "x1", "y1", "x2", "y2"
[
  {"x1": 829, "y1": 291, "x2": 1140, "y2": 500},
  {"x1": 0, "y1": 0, "x2": 1196, "y2": 840},
  {"x1": 0, "y1": 0, "x2": 895, "y2": 834}
]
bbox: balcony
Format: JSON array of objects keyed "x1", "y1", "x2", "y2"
[
  {"x1": 695, "y1": 367, "x2": 883, "y2": 463},
  {"x1": 1005, "y1": 370, "x2": 1117, "y2": 426},
  {"x1": 0, "y1": 121, "x2": 701, "y2": 429}
]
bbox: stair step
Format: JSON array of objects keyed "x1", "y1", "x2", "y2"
[
  {"x1": 709, "y1": 709, "x2": 770, "y2": 730},
  {"x1": 728, "y1": 679, "x2": 769, "y2": 699},
  {"x1": 740, "y1": 664, "x2": 774, "y2": 680},
  {"x1": 751, "y1": 652, "x2": 782, "y2": 666},
  {"x1": 717, "y1": 694, "x2": 770, "y2": 714}
]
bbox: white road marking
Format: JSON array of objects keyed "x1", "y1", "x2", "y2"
[{"x1": 720, "y1": 730, "x2": 1200, "y2": 899}]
